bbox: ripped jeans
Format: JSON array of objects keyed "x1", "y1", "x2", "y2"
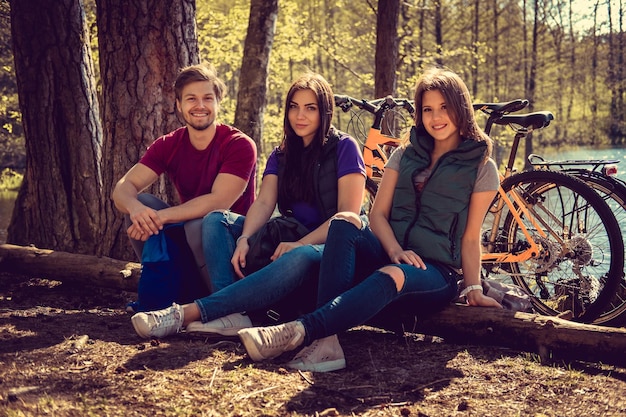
[{"x1": 299, "y1": 217, "x2": 459, "y2": 345}]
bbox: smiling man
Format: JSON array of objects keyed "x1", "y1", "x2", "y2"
[{"x1": 112, "y1": 63, "x2": 257, "y2": 293}]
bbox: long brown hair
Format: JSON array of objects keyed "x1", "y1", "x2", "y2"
[
  {"x1": 279, "y1": 73, "x2": 334, "y2": 203},
  {"x1": 405, "y1": 67, "x2": 492, "y2": 157}
]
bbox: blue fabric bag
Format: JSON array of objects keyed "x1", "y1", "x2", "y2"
[{"x1": 127, "y1": 223, "x2": 210, "y2": 312}]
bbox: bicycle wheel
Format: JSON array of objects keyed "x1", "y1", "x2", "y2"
[
  {"x1": 565, "y1": 169, "x2": 626, "y2": 325},
  {"x1": 497, "y1": 170, "x2": 624, "y2": 323}
]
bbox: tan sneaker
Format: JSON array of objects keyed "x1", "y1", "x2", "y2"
[
  {"x1": 131, "y1": 303, "x2": 184, "y2": 339},
  {"x1": 186, "y1": 313, "x2": 252, "y2": 336},
  {"x1": 286, "y1": 335, "x2": 346, "y2": 372},
  {"x1": 238, "y1": 321, "x2": 305, "y2": 361}
]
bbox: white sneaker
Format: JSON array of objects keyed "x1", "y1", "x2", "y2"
[
  {"x1": 131, "y1": 303, "x2": 184, "y2": 339},
  {"x1": 286, "y1": 335, "x2": 346, "y2": 372},
  {"x1": 186, "y1": 313, "x2": 252, "y2": 336},
  {"x1": 238, "y1": 321, "x2": 305, "y2": 361}
]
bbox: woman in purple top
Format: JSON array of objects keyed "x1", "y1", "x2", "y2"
[{"x1": 130, "y1": 73, "x2": 366, "y2": 340}]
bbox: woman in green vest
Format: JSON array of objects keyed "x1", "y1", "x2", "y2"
[{"x1": 238, "y1": 67, "x2": 504, "y2": 372}]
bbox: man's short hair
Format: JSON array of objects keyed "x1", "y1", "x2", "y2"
[{"x1": 174, "y1": 63, "x2": 227, "y2": 102}]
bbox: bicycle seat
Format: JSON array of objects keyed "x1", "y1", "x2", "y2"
[
  {"x1": 473, "y1": 99, "x2": 529, "y2": 114},
  {"x1": 495, "y1": 111, "x2": 554, "y2": 131}
]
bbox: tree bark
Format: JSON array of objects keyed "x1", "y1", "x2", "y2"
[
  {"x1": 0, "y1": 244, "x2": 139, "y2": 291},
  {"x1": 8, "y1": 0, "x2": 102, "y2": 255},
  {"x1": 97, "y1": 0, "x2": 199, "y2": 260},
  {"x1": 374, "y1": 0, "x2": 400, "y2": 99},
  {"x1": 233, "y1": 0, "x2": 278, "y2": 155},
  {"x1": 3, "y1": 242, "x2": 626, "y2": 367},
  {"x1": 376, "y1": 305, "x2": 626, "y2": 367}
]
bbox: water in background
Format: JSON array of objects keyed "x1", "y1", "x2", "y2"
[
  {"x1": 538, "y1": 147, "x2": 626, "y2": 182},
  {"x1": 530, "y1": 146, "x2": 626, "y2": 239},
  {"x1": 0, "y1": 190, "x2": 17, "y2": 244}
]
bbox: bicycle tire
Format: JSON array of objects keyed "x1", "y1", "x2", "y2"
[
  {"x1": 496, "y1": 170, "x2": 624, "y2": 323},
  {"x1": 563, "y1": 169, "x2": 626, "y2": 325}
]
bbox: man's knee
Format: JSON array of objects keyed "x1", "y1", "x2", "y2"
[
  {"x1": 330, "y1": 211, "x2": 362, "y2": 229},
  {"x1": 137, "y1": 194, "x2": 170, "y2": 210},
  {"x1": 379, "y1": 265, "x2": 405, "y2": 292},
  {"x1": 203, "y1": 209, "x2": 228, "y2": 220}
]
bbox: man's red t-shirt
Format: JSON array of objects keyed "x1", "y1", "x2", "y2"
[{"x1": 139, "y1": 124, "x2": 257, "y2": 215}]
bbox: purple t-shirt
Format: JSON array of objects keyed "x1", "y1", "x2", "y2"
[
  {"x1": 139, "y1": 124, "x2": 257, "y2": 215},
  {"x1": 264, "y1": 134, "x2": 365, "y2": 229}
]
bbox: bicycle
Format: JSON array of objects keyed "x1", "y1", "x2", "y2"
[
  {"x1": 525, "y1": 152, "x2": 626, "y2": 326},
  {"x1": 334, "y1": 94, "x2": 625, "y2": 324},
  {"x1": 484, "y1": 107, "x2": 626, "y2": 325}
]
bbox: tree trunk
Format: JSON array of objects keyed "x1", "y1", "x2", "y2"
[
  {"x1": 434, "y1": 0, "x2": 443, "y2": 66},
  {"x1": 374, "y1": 0, "x2": 400, "y2": 99},
  {"x1": 3, "y1": 243, "x2": 626, "y2": 367},
  {"x1": 97, "y1": 0, "x2": 199, "y2": 260},
  {"x1": 8, "y1": 0, "x2": 102, "y2": 255},
  {"x1": 471, "y1": 0, "x2": 480, "y2": 97},
  {"x1": 523, "y1": 0, "x2": 540, "y2": 170},
  {"x1": 233, "y1": 0, "x2": 278, "y2": 154}
]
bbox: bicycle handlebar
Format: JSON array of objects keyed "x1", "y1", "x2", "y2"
[{"x1": 334, "y1": 94, "x2": 415, "y2": 116}]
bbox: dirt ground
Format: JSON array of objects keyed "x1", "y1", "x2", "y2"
[{"x1": 1, "y1": 271, "x2": 626, "y2": 417}]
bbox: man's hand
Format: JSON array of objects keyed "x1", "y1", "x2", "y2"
[{"x1": 128, "y1": 206, "x2": 164, "y2": 237}]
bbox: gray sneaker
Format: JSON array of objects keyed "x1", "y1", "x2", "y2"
[
  {"x1": 186, "y1": 313, "x2": 252, "y2": 336},
  {"x1": 238, "y1": 321, "x2": 305, "y2": 361},
  {"x1": 131, "y1": 303, "x2": 184, "y2": 339},
  {"x1": 286, "y1": 334, "x2": 346, "y2": 372}
]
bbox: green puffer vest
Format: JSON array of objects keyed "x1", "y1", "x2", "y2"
[{"x1": 389, "y1": 126, "x2": 487, "y2": 268}]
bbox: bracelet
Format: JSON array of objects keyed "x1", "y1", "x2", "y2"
[
  {"x1": 236, "y1": 235, "x2": 249, "y2": 245},
  {"x1": 460, "y1": 284, "x2": 483, "y2": 298}
]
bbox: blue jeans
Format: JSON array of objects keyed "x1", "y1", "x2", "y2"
[
  {"x1": 127, "y1": 194, "x2": 210, "y2": 288},
  {"x1": 299, "y1": 218, "x2": 459, "y2": 345},
  {"x1": 202, "y1": 210, "x2": 246, "y2": 292},
  {"x1": 198, "y1": 210, "x2": 324, "y2": 322}
]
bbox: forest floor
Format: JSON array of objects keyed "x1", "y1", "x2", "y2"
[{"x1": 1, "y1": 271, "x2": 626, "y2": 417}]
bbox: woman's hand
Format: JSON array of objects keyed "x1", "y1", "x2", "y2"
[
  {"x1": 388, "y1": 249, "x2": 427, "y2": 269},
  {"x1": 466, "y1": 290, "x2": 503, "y2": 308},
  {"x1": 232, "y1": 239, "x2": 250, "y2": 279},
  {"x1": 270, "y1": 241, "x2": 304, "y2": 261}
]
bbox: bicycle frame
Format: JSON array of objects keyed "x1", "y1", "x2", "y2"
[{"x1": 362, "y1": 127, "x2": 402, "y2": 181}]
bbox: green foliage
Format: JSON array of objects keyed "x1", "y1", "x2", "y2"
[
  {"x1": 3, "y1": 0, "x2": 626, "y2": 170},
  {"x1": 0, "y1": 167, "x2": 22, "y2": 191},
  {"x1": 0, "y1": 1, "x2": 25, "y2": 169}
]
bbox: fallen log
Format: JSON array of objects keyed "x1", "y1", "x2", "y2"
[
  {"x1": 0, "y1": 243, "x2": 140, "y2": 291},
  {"x1": 373, "y1": 306, "x2": 626, "y2": 367},
  {"x1": 1, "y1": 243, "x2": 626, "y2": 367}
]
